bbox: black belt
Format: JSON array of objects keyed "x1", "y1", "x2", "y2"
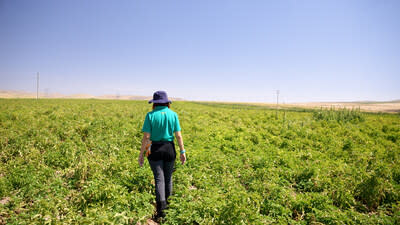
[{"x1": 152, "y1": 141, "x2": 173, "y2": 144}]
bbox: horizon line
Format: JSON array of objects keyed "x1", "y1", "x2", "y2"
[{"x1": 1, "y1": 89, "x2": 399, "y2": 104}]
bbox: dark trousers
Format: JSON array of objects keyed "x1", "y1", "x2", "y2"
[{"x1": 148, "y1": 159, "x2": 175, "y2": 203}]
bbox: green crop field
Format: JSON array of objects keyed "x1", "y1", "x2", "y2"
[{"x1": 0, "y1": 99, "x2": 399, "y2": 224}]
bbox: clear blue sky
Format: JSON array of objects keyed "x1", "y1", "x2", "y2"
[{"x1": 1, "y1": 0, "x2": 399, "y2": 102}]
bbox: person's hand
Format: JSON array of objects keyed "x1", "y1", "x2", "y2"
[
  {"x1": 138, "y1": 154, "x2": 144, "y2": 167},
  {"x1": 180, "y1": 153, "x2": 186, "y2": 165}
]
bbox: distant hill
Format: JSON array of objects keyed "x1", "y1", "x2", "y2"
[
  {"x1": 279, "y1": 101, "x2": 400, "y2": 113},
  {"x1": 199, "y1": 100, "x2": 400, "y2": 113},
  {"x1": 0, "y1": 90, "x2": 184, "y2": 101},
  {"x1": 1, "y1": 90, "x2": 398, "y2": 113}
]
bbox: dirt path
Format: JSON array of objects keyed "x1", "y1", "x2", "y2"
[{"x1": 143, "y1": 219, "x2": 159, "y2": 225}]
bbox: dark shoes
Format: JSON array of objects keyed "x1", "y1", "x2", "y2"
[{"x1": 154, "y1": 201, "x2": 167, "y2": 220}]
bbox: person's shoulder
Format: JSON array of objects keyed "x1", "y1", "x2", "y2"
[
  {"x1": 167, "y1": 108, "x2": 178, "y2": 114},
  {"x1": 146, "y1": 111, "x2": 154, "y2": 117}
]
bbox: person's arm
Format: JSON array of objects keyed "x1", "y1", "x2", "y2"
[
  {"x1": 138, "y1": 132, "x2": 150, "y2": 167},
  {"x1": 175, "y1": 131, "x2": 186, "y2": 165}
]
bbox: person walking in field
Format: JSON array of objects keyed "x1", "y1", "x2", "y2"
[{"x1": 138, "y1": 90, "x2": 186, "y2": 220}]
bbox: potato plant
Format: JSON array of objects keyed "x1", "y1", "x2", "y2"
[{"x1": 0, "y1": 99, "x2": 399, "y2": 224}]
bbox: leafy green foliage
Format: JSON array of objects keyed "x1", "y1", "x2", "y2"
[
  {"x1": 0, "y1": 99, "x2": 399, "y2": 224},
  {"x1": 313, "y1": 107, "x2": 365, "y2": 123}
]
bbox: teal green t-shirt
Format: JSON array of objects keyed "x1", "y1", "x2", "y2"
[{"x1": 142, "y1": 106, "x2": 181, "y2": 142}]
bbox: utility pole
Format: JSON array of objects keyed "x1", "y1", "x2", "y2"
[
  {"x1": 276, "y1": 90, "x2": 280, "y2": 109},
  {"x1": 36, "y1": 72, "x2": 39, "y2": 100},
  {"x1": 275, "y1": 90, "x2": 280, "y2": 119}
]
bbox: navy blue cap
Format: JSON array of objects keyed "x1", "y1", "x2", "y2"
[{"x1": 148, "y1": 91, "x2": 172, "y2": 104}]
